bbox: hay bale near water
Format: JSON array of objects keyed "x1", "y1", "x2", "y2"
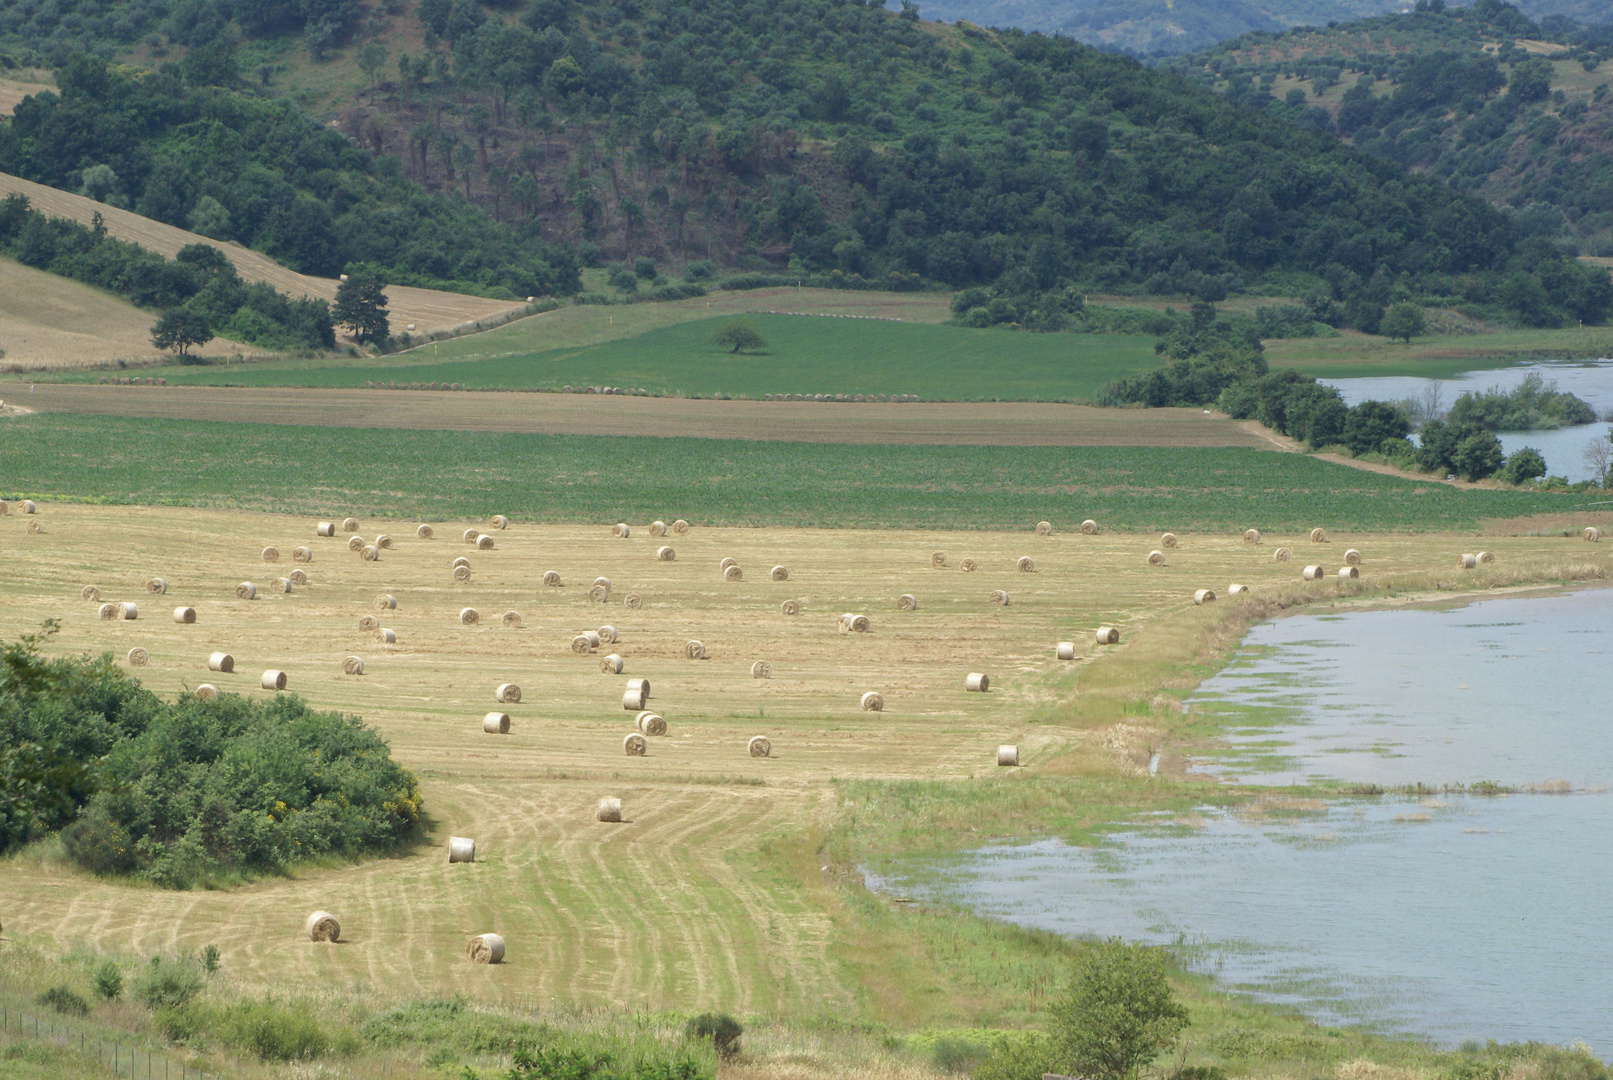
[{"x1": 1227, "y1": 584, "x2": 1248, "y2": 596}]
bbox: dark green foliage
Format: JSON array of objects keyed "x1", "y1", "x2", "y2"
[
  {"x1": 1343, "y1": 400, "x2": 1412, "y2": 455},
  {"x1": 37, "y1": 985, "x2": 90, "y2": 1016},
  {"x1": 92, "y1": 960, "x2": 124, "y2": 1001},
  {"x1": 212, "y1": 998, "x2": 349, "y2": 1060},
  {"x1": 201, "y1": 944, "x2": 221, "y2": 975},
  {"x1": 509, "y1": 1046, "x2": 710, "y2": 1079},
  {"x1": 974, "y1": 1033, "x2": 1065, "y2": 1080},
  {"x1": 1381, "y1": 302, "x2": 1426, "y2": 343},
  {"x1": 1052, "y1": 939, "x2": 1189, "y2": 1080},
  {"x1": 1451, "y1": 429, "x2": 1507, "y2": 480},
  {"x1": 333, "y1": 268, "x2": 391, "y2": 344},
  {"x1": 710, "y1": 321, "x2": 767, "y2": 354},
  {"x1": 683, "y1": 1014, "x2": 742, "y2": 1060},
  {"x1": 151, "y1": 309, "x2": 214, "y2": 355},
  {"x1": 1499, "y1": 446, "x2": 1548, "y2": 484},
  {"x1": 131, "y1": 956, "x2": 205, "y2": 1011},
  {"x1": 1446, "y1": 373, "x2": 1598, "y2": 431},
  {"x1": 1416, "y1": 418, "x2": 1507, "y2": 479}
]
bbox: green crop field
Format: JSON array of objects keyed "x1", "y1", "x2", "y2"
[
  {"x1": 0, "y1": 413, "x2": 1594, "y2": 531},
  {"x1": 1267, "y1": 325, "x2": 1613, "y2": 379}
]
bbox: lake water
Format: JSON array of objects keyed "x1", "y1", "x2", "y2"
[
  {"x1": 1322, "y1": 359, "x2": 1613, "y2": 482},
  {"x1": 870, "y1": 589, "x2": 1613, "y2": 1049}
]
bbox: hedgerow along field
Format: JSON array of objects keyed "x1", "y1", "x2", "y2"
[{"x1": 0, "y1": 413, "x2": 1598, "y2": 531}]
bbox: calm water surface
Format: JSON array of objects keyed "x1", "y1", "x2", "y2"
[{"x1": 872, "y1": 589, "x2": 1613, "y2": 1049}]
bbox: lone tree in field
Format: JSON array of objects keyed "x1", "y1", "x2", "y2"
[
  {"x1": 1381, "y1": 302, "x2": 1426, "y2": 344},
  {"x1": 334, "y1": 268, "x2": 390, "y2": 345},
  {"x1": 712, "y1": 320, "x2": 767, "y2": 354},
  {"x1": 150, "y1": 310, "x2": 213, "y2": 356},
  {"x1": 1053, "y1": 939, "x2": 1189, "y2": 1080}
]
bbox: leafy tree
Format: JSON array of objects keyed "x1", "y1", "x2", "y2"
[
  {"x1": 1381, "y1": 302, "x2": 1426, "y2": 343},
  {"x1": 333, "y1": 269, "x2": 391, "y2": 344},
  {"x1": 1509, "y1": 58, "x2": 1554, "y2": 103},
  {"x1": 93, "y1": 960, "x2": 124, "y2": 1001},
  {"x1": 150, "y1": 310, "x2": 214, "y2": 355},
  {"x1": 359, "y1": 42, "x2": 389, "y2": 87},
  {"x1": 1343, "y1": 400, "x2": 1411, "y2": 456},
  {"x1": 712, "y1": 321, "x2": 768, "y2": 354},
  {"x1": 1052, "y1": 939, "x2": 1188, "y2": 1080},
  {"x1": 1451, "y1": 430, "x2": 1505, "y2": 480},
  {"x1": 1498, "y1": 446, "x2": 1546, "y2": 485}
]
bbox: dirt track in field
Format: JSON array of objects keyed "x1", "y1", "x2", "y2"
[{"x1": 5, "y1": 382, "x2": 1275, "y2": 446}]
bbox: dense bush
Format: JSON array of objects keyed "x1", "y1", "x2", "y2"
[
  {"x1": 684, "y1": 1014, "x2": 742, "y2": 1060},
  {"x1": 1446, "y1": 374, "x2": 1598, "y2": 432},
  {"x1": 131, "y1": 956, "x2": 205, "y2": 1010},
  {"x1": 37, "y1": 985, "x2": 90, "y2": 1016},
  {"x1": 1415, "y1": 419, "x2": 1506, "y2": 480}
]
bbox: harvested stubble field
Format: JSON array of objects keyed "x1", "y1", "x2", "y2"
[
  {"x1": 2, "y1": 502, "x2": 1606, "y2": 1020},
  {"x1": 0, "y1": 412, "x2": 1598, "y2": 532}
]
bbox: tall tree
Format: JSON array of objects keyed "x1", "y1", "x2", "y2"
[{"x1": 333, "y1": 270, "x2": 390, "y2": 344}]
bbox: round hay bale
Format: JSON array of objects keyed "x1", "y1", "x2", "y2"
[
  {"x1": 501, "y1": 610, "x2": 522, "y2": 629},
  {"x1": 572, "y1": 635, "x2": 594, "y2": 654},
  {"x1": 1035, "y1": 520, "x2": 1052, "y2": 535},
  {"x1": 316, "y1": 522, "x2": 335, "y2": 537},
  {"x1": 720, "y1": 558, "x2": 737, "y2": 572},
  {"x1": 306, "y1": 911, "x2": 340, "y2": 943},
  {"x1": 625, "y1": 593, "x2": 644, "y2": 609},
  {"x1": 1228, "y1": 584, "x2": 1249, "y2": 596},
  {"x1": 685, "y1": 639, "x2": 707, "y2": 660},
  {"x1": 989, "y1": 590, "x2": 1010, "y2": 606},
  {"x1": 749, "y1": 735, "x2": 772, "y2": 758},
  {"x1": 261, "y1": 669, "x2": 287, "y2": 691},
  {"x1": 598, "y1": 797, "x2": 623, "y2": 822},
  {"x1": 1458, "y1": 553, "x2": 1478, "y2": 569},
  {"x1": 965, "y1": 672, "x2": 990, "y2": 692},
  {"x1": 293, "y1": 546, "x2": 313, "y2": 563},
  {"x1": 262, "y1": 546, "x2": 279, "y2": 563},
  {"x1": 588, "y1": 584, "x2": 609, "y2": 603},
  {"x1": 273, "y1": 577, "x2": 292, "y2": 593},
  {"x1": 770, "y1": 565, "x2": 789, "y2": 581},
  {"x1": 195, "y1": 684, "x2": 218, "y2": 701},
  {"x1": 543, "y1": 570, "x2": 563, "y2": 586},
  {"x1": 656, "y1": 546, "x2": 676, "y2": 562},
  {"x1": 118, "y1": 602, "x2": 138, "y2": 620},
  {"x1": 1273, "y1": 547, "x2": 1292, "y2": 563},
  {"x1": 1338, "y1": 566, "x2": 1359, "y2": 581},
  {"x1": 81, "y1": 585, "x2": 101, "y2": 602},
  {"x1": 127, "y1": 647, "x2": 148, "y2": 666},
  {"x1": 1016, "y1": 556, "x2": 1035, "y2": 573},
  {"x1": 25, "y1": 519, "x2": 42, "y2": 533},
  {"x1": 459, "y1": 607, "x2": 480, "y2": 625},
  {"x1": 959, "y1": 558, "x2": 978, "y2": 572},
  {"x1": 1194, "y1": 589, "x2": 1216, "y2": 605},
  {"x1": 1302, "y1": 565, "x2": 1325, "y2": 581},
  {"x1": 860, "y1": 691, "x2": 884, "y2": 712},
  {"x1": 342, "y1": 656, "x2": 365, "y2": 675},
  {"x1": 1310, "y1": 527, "x2": 1328, "y2": 543},
  {"x1": 358, "y1": 615, "x2": 380, "y2": 631},
  {"x1": 751, "y1": 660, "x2": 772, "y2": 679},
  {"x1": 1477, "y1": 551, "x2": 1495, "y2": 564},
  {"x1": 997, "y1": 745, "x2": 1019, "y2": 767},
  {"x1": 622, "y1": 680, "x2": 649, "y2": 711},
  {"x1": 931, "y1": 551, "x2": 947, "y2": 568},
  {"x1": 483, "y1": 712, "x2": 511, "y2": 734},
  {"x1": 582, "y1": 630, "x2": 601, "y2": 649},
  {"x1": 598, "y1": 625, "x2": 618, "y2": 644},
  {"x1": 467, "y1": 934, "x2": 505, "y2": 965},
  {"x1": 0, "y1": 499, "x2": 5, "y2": 514},
  {"x1": 625, "y1": 733, "x2": 648, "y2": 756},
  {"x1": 173, "y1": 606, "x2": 196, "y2": 623},
  {"x1": 593, "y1": 576, "x2": 613, "y2": 590},
  {"x1": 378, "y1": 628, "x2": 396, "y2": 644},
  {"x1": 1583, "y1": 527, "x2": 1600, "y2": 542},
  {"x1": 1081, "y1": 519, "x2": 1099, "y2": 535},
  {"x1": 417, "y1": 524, "x2": 434, "y2": 540},
  {"x1": 672, "y1": 519, "x2": 690, "y2": 534},
  {"x1": 21, "y1": 500, "x2": 36, "y2": 514},
  {"x1": 636, "y1": 712, "x2": 667, "y2": 736},
  {"x1": 374, "y1": 594, "x2": 396, "y2": 611},
  {"x1": 897, "y1": 593, "x2": 917, "y2": 611},
  {"x1": 98, "y1": 603, "x2": 118, "y2": 620},
  {"x1": 453, "y1": 565, "x2": 472, "y2": 583},
  {"x1": 1161, "y1": 532, "x2": 1178, "y2": 549},
  {"x1": 375, "y1": 535, "x2": 393, "y2": 550},
  {"x1": 1343, "y1": 549, "x2": 1362, "y2": 566},
  {"x1": 1096, "y1": 626, "x2": 1120, "y2": 645},
  {"x1": 650, "y1": 520, "x2": 667, "y2": 536},
  {"x1": 780, "y1": 598, "x2": 800, "y2": 615},
  {"x1": 452, "y1": 556, "x2": 471, "y2": 570},
  {"x1": 448, "y1": 837, "x2": 476, "y2": 863},
  {"x1": 1243, "y1": 529, "x2": 1261, "y2": 545},
  {"x1": 724, "y1": 565, "x2": 743, "y2": 582},
  {"x1": 612, "y1": 522, "x2": 630, "y2": 538},
  {"x1": 495, "y1": 683, "x2": 522, "y2": 704},
  {"x1": 1147, "y1": 551, "x2": 1165, "y2": 566},
  {"x1": 476, "y1": 534, "x2": 495, "y2": 550},
  {"x1": 462, "y1": 528, "x2": 480, "y2": 544},
  {"x1": 1056, "y1": 641, "x2": 1075, "y2": 660},
  {"x1": 347, "y1": 536, "x2": 365, "y2": 552},
  {"x1": 342, "y1": 518, "x2": 359, "y2": 533},
  {"x1": 288, "y1": 570, "x2": 308, "y2": 585},
  {"x1": 600, "y1": 654, "x2": 624, "y2": 674},
  {"x1": 491, "y1": 515, "x2": 509, "y2": 530}
]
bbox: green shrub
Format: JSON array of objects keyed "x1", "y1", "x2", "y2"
[
  {"x1": 36, "y1": 985, "x2": 90, "y2": 1016},
  {"x1": 684, "y1": 1013, "x2": 743, "y2": 1060},
  {"x1": 131, "y1": 956, "x2": 205, "y2": 1011},
  {"x1": 92, "y1": 960, "x2": 124, "y2": 1001},
  {"x1": 215, "y1": 998, "x2": 356, "y2": 1061},
  {"x1": 931, "y1": 1035, "x2": 990, "y2": 1073},
  {"x1": 1052, "y1": 939, "x2": 1188, "y2": 1080},
  {"x1": 974, "y1": 1032, "x2": 1064, "y2": 1080}
]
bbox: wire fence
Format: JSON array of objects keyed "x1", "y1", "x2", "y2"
[{"x1": 0, "y1": 1002, "x2": 221, "y2": 1080}]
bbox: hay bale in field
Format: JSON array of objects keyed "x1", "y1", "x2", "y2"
[
  {"x1": 724, "y1": 565, "x2": 743, "y2": 582},
  {"x1": 672, "y1": 519, "x2": 690, "y2": 534},
  {"x1": 1161, "y1": 532, "x2": 1178, "y2": 548},
  {"x1": 751, "y1": 660, "x2": 772, "y2": 679},
  {"x1": 1273, "y1": 548, "x2": 1291, "y2": 563},
  {"x1": 99, "y1": 603, "x2": 118, "y2": 620},
  {"x1": 262, "y1": 546, "x2": 279, "y2": 563},
  {"x1": 127, "y1": 647, "x2": 148, "y2": 666},
  {"x1": 960, "y1": 558, "x2": 978, "y2": 572},
  {"x1": 588, "y1": 584, "x2": 610, "y2": 603},
  {"x1": 685, "y1": 639, "x2": 707, "y2": 660},
  {"x1": 720, "y1": 558, "x2": 737, "y2": 572},
  {"x1": 491, "y1": 515, "x2": 509, "y2": 530},
  {"x1": 656, "y1": 546, "x2": 676, "y2": 563},
  {"x1": 501, "y1": 610, "x2": 522, "y2": 629},
  {"x1": 293, "y1": 546, "x2": 312, "y2": 563},
  {"x1": 612, "y1": 523, "x2": 630, "y2": 538},
  {"x1": 598, "y1": 797, "x2": 623, "y2": 822},
  {"x1": 375, "y1": 535, "x2": 393, "y2": 550},
  {"x1": 749, "y1": 735, "x2": 771, "y2": 758},
  {"x1": 82, "y1": 585, "x2": 101, "y2": 602},
  {"x1": 650, "y1": 520, "x2": 667, "y2": 536},
  {"x1": 860, "y1": 691, "x2": 884, "y2": 712},
  {"x1": 462, "y1": 528, "x2": 479, "y2": 544},
  {"x1": 379, "y1": 628, "x2": 396, "y2": 644},
  {"x1": 118, "y1": 602, "x2": 138, "y2": 620},
  {"x1": 931, "y1": 551, "x2": 947, "y2": 568},
  {"x1": 997, "y1": 745, "x2": 1019, "y2": 767},
  {"x1": 1036, "y1": 521, "x2": 1052, "y2": 535},
  {"x1": 475, "y1": 534, "x2": 495, "y2": 550},
  {"x1": 358, "y1": 615, "x2": 380, "y2": 632},
  {"x1": 1081, "y1": 519, "x2": 1099, "y2": 535},
  {"x1": 483, "y1": 712, "x2": 511, "y2": 734},
  {"x1": 145, "y1": 577, "x2": 169, "y2": 596},
  {"x1": 771, "y1": 565, "x2": 789, "y2": 581},
  {"x1": 195, "y1": 683, "x2": 218, "y2": 700},
  {"x1": 22, "y1": 500, "x2": 37, "y2": 514},
  {"x1": 453, "y1": 556, "x2": 471, "y2": 570},
  {"x1": 261, "y1": 669, "x2": 287, "y2": 691},
  {"x1": 1243, "y1": 529, "x2": 1261, "y2": 545},
  {"x1": 989, "y1": 590, "x2": 1010, "y2": 606},
  {"x1": 417, "y1": 524, "x2": 434, "y2": 540},
  {"x1": 1147, "y1": 551, "x2": 1165, "y2": 566},
  {"x1": 780, "y1": 598, "x2": 800, "y2": 615},
  {"x1": 459, "y1": 608, "x2": 479, "y2": 625},
  {"x1": 593, "y1": 576, "x2": 613, "y2": 591},
  {"x1": 0, "y1": 500, "x2": 6, "y2": 514},
  {"x1": 625, "y1": 593, "x2": 644, "y2": 609},
  {"x1": 1194, "y1": 589, "x2": 1216, "y2": 605},
  {"x1": 636, "y1": 712, "x2": 667, "y2": 736},
  {"x1": 24, "y1": 519, "x2": 42, "y2": 533},
  {"x1": 1478, "y1": 551, "x2": 1495, "y2": 564},
  {"x1": 496, "y1": 683, "x2": 522, "y2": 704},
  {"x1": 347, "y1": 536, "x2": 365, "y2": 552},
  {"x1": 342, "y1": 656, "x2": 365, "y2": 675},
  {"x1": 1017, "y1": 556, "x2": 1035, "y2": 573},
  {"x1": 467, "y1": 934, "x2": 505, "y2": 965},
  {"x1": 273, "y1": 577, "x2": 292, "y2": 593},
  {"x1": 306, "y1": 911, "x2": 340, "y2": 943},
  {"x1": 1344, "y1": 549, "x2": 1362, "y2": 566},
  {"x1": 173, "y1": 606, "x2": 196, "y2": 623},
  {"x1": 598, "y1": 625, "x2": 618, "y2": 644},
  {"x1": 601, "y1": 654, "x2": 624, "y2": 674},
  {"x1": 287, "y1": 567, "x2": 307, "y2": 586},
  {"x1": 625, "y1": 732, "x2": 648, "y2": 756},
  {"x1": 342, "y1": 518, "x2": 359, "y2": 533},
  {"x1": 897, "y1": 593, "x2": 917, "y2": 611},
  {"x1": 1584, "y1": 527, "x2": 1601, "y2": 542},
  {"x1": 582, "y1": 630, "x2": 602, "y2": 649},
  {"x1": 1338, "y1": 566, "x2": 1359, "y2": 581},
  {"x1": 623, "y1": 679, "x2": 649, "y2": 710},
  {"x1": 453, "y1": 565, "x2": 472, "y2": 583},
  {"x1": 316, "y1": 522, "x2": 335, "y2": 537},
  {"x1": 965, "y1": 672, "x2": 990, "y2": 692},
  {"x1": 375, "y1": 594, "x2": 396, "y2": 611},
  {"x1": 544, "y1": 570, "x2": 563, "y2": 586},
  {"x1": 572, "y1": 635, "x2": 595, "y2": 654},
  {"x1": 1096, "y1": 626, "x2": 1120, "y2": 644},
  {"x1": 1228, "y1": 584, "x2": 1249, "y2": 596},
  {"x1": 1310, "y1": 528, "x2": 1328, "y2": 543},
  {"x1": 1458, "y1": 553, "x2": 1478, "y2": 569},
  {"x1": 1302, "y1": 565, "x2": 1325, "y2": 581},
  {"x1": 448, "y1": 837, "x2": 476, "y2": 863}
]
